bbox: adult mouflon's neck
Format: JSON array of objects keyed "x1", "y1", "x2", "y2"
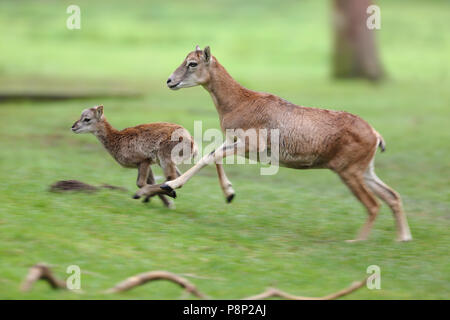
[
  {"x1": 202, "y1": 58, "x2": 254, "y2": 115},
  {"x1": 92, "y1": 119, "x2": 119, "y2": 151}
]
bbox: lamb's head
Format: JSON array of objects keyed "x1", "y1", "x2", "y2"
[
  {"x1": 167, "y1": 45, "x2": 212, "y2": 90},
  {"x1": 71, "y1": 105, "x2": 104, "y2": 134}
]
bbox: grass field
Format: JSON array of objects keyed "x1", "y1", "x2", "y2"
[{"x1": 0, "y1": 0, "x2": 449, "y2": 299}]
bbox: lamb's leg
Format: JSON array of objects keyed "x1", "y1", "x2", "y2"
[
  {"x1": 136, "y1": 161, "x2": 151, "y2": 188},
  {"x1": 142, "y1": 166, "x2": 156, "y2": 203},
  {"x1": 143, "y1": 166, "x2": 174, "y2": 208},
  {"x1": 161, "y1": 161, "x2": 178, "y2": 182}
]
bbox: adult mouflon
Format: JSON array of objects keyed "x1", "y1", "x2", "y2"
[{"x1": 138, "y1": 46, "x2": 412, "y2": 241}]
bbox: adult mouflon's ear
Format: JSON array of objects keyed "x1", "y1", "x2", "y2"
[
  {"x1": 195, "y1": 45, "x2": 201, "y2": 51},
  {"x1": 203, "y1": 46, "x2": 211, "y2": 63},
  {"x1": 96, "y1": 105, "x2": 104, "y2": 119}
]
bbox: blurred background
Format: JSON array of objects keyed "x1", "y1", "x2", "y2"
[{"x1": 0, "y1": 0, "x2": 448, "y2": 299}]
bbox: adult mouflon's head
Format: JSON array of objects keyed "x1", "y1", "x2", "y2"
[
  {"x1": 71, "y1": 105, "x2": 104, "y2": 134},
  {"x1": 167, "y1": 45, "x2": 212, "y2": 90}
]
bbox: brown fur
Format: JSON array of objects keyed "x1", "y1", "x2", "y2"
[
  {"x1": 162, "y1": 46, "x2": 412, "y2": 241},
  {"x1": 72, "y1": 105, "x2": 196, "y2": 207},
  {"x1": 90, "y1": 121, "x2": 192, "y2": 170}
]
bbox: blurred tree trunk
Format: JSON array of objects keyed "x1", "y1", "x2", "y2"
[{"x1": 332, "y1": 0, "x2": 384, "y2": 81}]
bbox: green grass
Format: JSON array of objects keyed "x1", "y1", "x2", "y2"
[{"x1": 0, "y1": 0, "x2": 449, "y2": 299}]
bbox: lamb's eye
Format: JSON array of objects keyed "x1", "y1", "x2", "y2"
[
  {"x1": 188, "y1": 62, "x2": 198, "y2": 68},
  {"x1": 83, "y1": 118, "x2": 90, "y2": 122}
]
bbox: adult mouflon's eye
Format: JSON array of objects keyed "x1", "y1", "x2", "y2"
[
  {"x1": 83, "y1": 118, "x2": 90, "y2": 122},
  {"x1": 188, "y1": 62, "x2": 198, "y2": 68}
]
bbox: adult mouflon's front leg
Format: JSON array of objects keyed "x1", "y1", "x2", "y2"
[{"x1": 134, "y1": 141, "x2": 240, "y2": 199}]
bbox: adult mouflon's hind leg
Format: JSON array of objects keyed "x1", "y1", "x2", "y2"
[
  {"x1": 364, "y1": 159, "x2": 412, "y2": 241},
  {"x1": 338, "y1": 167, "x2": 380, "y2": 242}
]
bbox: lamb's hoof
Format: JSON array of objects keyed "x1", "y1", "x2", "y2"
[
  {"x1": 226, "y1": 194, "x2": 235, "y2": 203},
  {"x1": 133, "y1": 194, "x2": 141, "y2": 200},
  {"x1": 161, "y1": 184, "x2": 176, "y2": 198}
]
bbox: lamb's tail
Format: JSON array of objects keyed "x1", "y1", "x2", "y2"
[
  {"x1": 190, "y1": 137, "x2": 199, "y2": 158},
  {"x1": 374, "y1": 130, "x2": 386, "y2": 152}
]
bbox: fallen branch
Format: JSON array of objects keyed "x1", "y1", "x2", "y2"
[
  {"x1": 180, "y1": 273, "x2": 225, "y2": 281},
  {"x1": 21, "y1": 263, "x2": 66, "y2": 292},
  {"x1": 243, "y1": 277, "x2": 368, "y2": 300},
  {"x1": 105, "y1": 271, "x2": 207, "y2": 299},
  {"x1": 21, "y1": 263, "x2": 368, "y2": 299}
]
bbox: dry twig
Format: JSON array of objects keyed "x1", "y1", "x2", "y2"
[
  {"x1": 21, "y1": 263, "x2": 66, "y2": 292},
  {"x1": 105, "y1": 271, "x2": 207, "y2": 299},
  {"x1": 243, "y1": 277, "x2": 368, "y2": 300}
]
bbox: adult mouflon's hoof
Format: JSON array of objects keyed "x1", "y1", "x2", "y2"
[
  {"x1": 161, "y1": 184, "x2": 176, "y2": 198},
  {"x1": 226, "y1": 194, "x2": 235, "y2": 203},
  {"x1": 133, "y1": 194, "x2": 141, "y2": 199}
]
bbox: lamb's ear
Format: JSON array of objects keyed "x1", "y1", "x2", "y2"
[
  {"x1": 203, "y1": 46, "x2": 211, "y2": 63},
  {"x1": 195, "y1": 45, "x2": 201, "y2": 51},
  {"x1": 96, "y1": 105, "x2": 104, "y2": 119}
]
